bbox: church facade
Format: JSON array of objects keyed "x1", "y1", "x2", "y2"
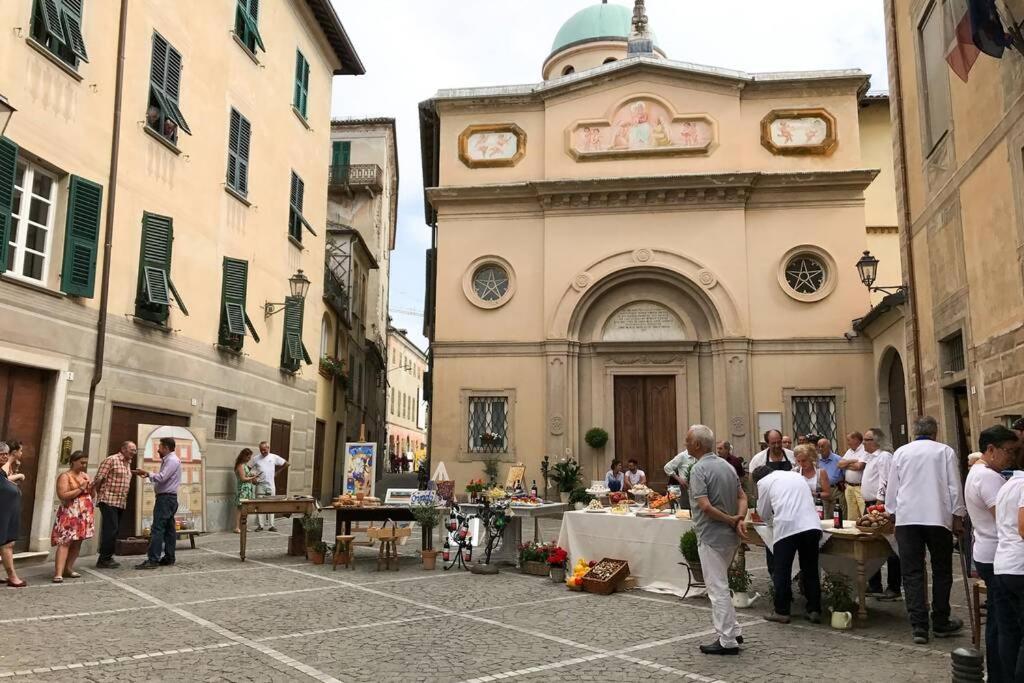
[{"x1": 419, "y1": 1, "x2": 902, "y2": 488}]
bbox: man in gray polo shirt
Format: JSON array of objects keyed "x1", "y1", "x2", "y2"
[{"x1": 688, "y1": 424, "x2": 748, "y2": 656}]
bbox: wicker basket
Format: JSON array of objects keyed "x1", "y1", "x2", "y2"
[
  {"x1": 856, "y1": 519, "x2": 893, "y2": 536},
  {"x1": 521, "y1": 560, "x2": 550, "y2": 576},
  {"x1": 367, "y1": 519, "x2": 412, "y2": 541},
  {"x1": 582, "y1": 558, "x2": 630, "y2": 595}
]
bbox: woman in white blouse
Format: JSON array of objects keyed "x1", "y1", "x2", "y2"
[
  {"x1": 793, "y1": 444, "x2": 830, "y2": 502},
  {"x1": 994, "y1": 467, "x2": 1024, "y2": 680}
]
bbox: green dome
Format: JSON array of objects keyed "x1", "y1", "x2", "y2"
[{"x1": 551, "y1": 3, "x2": 655, "y2": 54}]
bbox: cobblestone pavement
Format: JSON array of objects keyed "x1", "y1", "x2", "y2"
[{"x1": 1, "y1": 518, "x2": 968, "y2": 682}]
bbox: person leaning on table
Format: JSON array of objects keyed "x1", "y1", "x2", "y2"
[
  {"x1": 664, "y1": 449, "x2": 695, "y2": 508},
  {"x1": 885, "y1": 415, "x2": 965, "y2": 645}
]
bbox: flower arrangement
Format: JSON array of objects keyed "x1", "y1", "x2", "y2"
[
  {"x1": 548, "y1": 458, "x2": 582, "y2": 493},
  {"x1": 465, "y1": 479, "x2": 486, "y2": 494},
  {"x1": 518, "y1": 541, "x2": 552, "y2": 564},
  {"x1": 547, "y1": 546, "x2": 568, "y2": 569},
  {"x1": 319, "y1": 355, "x2": 349, "y2": 386},
  {"x1": 484, "y1": 485, "x2": 509, "y2": 501},
  {"x1": 480, "y1": 432, "x2": 503, "y2": 447}
]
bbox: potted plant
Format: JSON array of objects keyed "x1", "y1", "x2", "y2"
[
  {"x1": 547, "y1": 546, "x2": 569, "y2": 583},
  {"x1": 568, "y1": 487, "x2": 594, "y2": 511},
  {"x1": 465, "y1": 479, "x2": 486, "y2": 503},
  {"x1": 518, "y1": 541, "x2": 552, "y2": 576},
  {"x1": 483, "y1": 458, "x2": 500, "y2": 486},
  {"x1": 412, "y1": 502, "x2": 444, "y2": 570},
  {"x1": 822, "y1": 571, "x2": 856, "y2": 629},
  {"x1": 307, "y1": 541, "x2": 330, "y2": 565},
  {"x1": 548, "y1": 458, "x2": 582, "y2": 503},
  {"x1": 300, "y1": 513, "x2": 323, "y2": 550},
  {"x1": 679, "y1": 529, "x2": 702, "y2": 583},
  {"x1": 318, "y1": 355, "x2": 349, "y2": 387},
  {"x1": 728, "y1": 564, "x2": 755, "y2": 608},
  {"x1": 584, "y1": 427, "x2": 609, "y2": 450}
]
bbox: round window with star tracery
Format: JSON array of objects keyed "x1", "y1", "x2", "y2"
[
  {"x1": 472, "y1": 264, "x2": 510, "y2": 302},
  {"x1": 784, "y1": 255, "x2": 827, "y2": 295}
]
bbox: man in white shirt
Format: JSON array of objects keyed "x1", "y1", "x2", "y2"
[
  {"x1": 251, "y1": 441, "x2": 289, "y2": 532},
  {"x1": 993, "y1": 465, "x2": 1024, "y2": 681},
  {"x1": 748, "y1": 430, "x2": 795, "y2": 474},
  {"x1": 838, "y1": 431, "x2": 866, "y2": 519},
  {"x1": 664, "y1": 450, "x2": 695, "y2": 509},
  {"x1": 860, "y1": 427, "x2": 900, "y2": 600},
  {"x1": 886, "y1": 415, "x2": 966, "y2": 644},
  {"x1": 624, "y1": 459, "x2": 646, "y2": 490},
  {"x1": 966, "y1": 425, "x2": 1016, "y2": 683},
  {"x1": 753, "y1": 465, "x2": 823, "y2": 625}
]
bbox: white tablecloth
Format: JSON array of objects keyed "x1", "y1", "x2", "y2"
[
  {"x1": 752, "y1": 520, "x2": 895, "y2": 582},
  {"x1": 557, "y1": 511, "x2": 698, "y2": 597}
]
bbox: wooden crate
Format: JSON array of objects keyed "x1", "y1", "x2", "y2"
[{"x1": 582, "y1": 558, "x2": 630, "y2": 595}]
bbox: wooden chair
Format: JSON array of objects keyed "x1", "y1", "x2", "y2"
[
  {"x1": 972, "y1": 581, "x2": 987, "y2": 647},
  {"x1": 333, "y1": 535, "x2": 356, "y2": 571}
]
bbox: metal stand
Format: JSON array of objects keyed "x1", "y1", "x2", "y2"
[{"x1": 678, "y1": 561, "x2": 706, "y2": 599}]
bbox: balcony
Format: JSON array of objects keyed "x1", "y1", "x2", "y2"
[
  {"x1": 328, "y1": 164, "x2": 383, "y2": 194},
  {"x1": 323, "y1": 264, "x2": 351, "y2": 325}
]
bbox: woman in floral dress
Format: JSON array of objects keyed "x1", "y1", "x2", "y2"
[
  {"x1": 51, "y1": 450, "x2": 95, "y2": 583},
  {"x1": 232, "y1": 448, "x2": 260, "y2": 533}
]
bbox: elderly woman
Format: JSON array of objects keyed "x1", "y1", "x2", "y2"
[
  {"x1": 232, "y1": 448, "x2": 260, "y2": 533},
  {"x1": 793, "y1": 444, "x2": 830, "y2": 502},
  {"x1": 0, "y1": 442, "x2": 25, "y2": 587},
  {"x1": 0, "y1": 440, "x2": 25, "y2": 484},
  {"x1": 51, "y1": 451, "x2": 95, "y2": 583}
]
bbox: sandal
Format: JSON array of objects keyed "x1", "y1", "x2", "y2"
[
  {"x1": 63, "y1": 571, "x2": 81, "y2": 579},
  {"x1": 52, "y1": 577, "x2": 63, "y2": 584},
  {"x1": 7, "y1": 580, "x2": 26, "y2": 588}
]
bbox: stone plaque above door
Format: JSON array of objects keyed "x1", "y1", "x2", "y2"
[{"x1": 602, "y1": 302, "x2": 685, "y2": 342}]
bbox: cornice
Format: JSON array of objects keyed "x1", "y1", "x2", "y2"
[{"x1": 426, "y1": 169, "x2": 880, "y2": 212}]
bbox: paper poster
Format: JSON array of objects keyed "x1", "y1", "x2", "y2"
[
  {"x1": 135, "y1": 425, "x2": 207, "y2": 534},
  {"x1": 343, "y1": 442, "x2": 376, "y2": 497}
]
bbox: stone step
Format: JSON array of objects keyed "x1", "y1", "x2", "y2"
[{"x1": 13, "y1": 551, "x2": 49, "y2": 567}]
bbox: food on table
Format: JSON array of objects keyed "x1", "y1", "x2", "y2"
[
  {"x1": 510, "y1": 496, "x2": 542, "y2": 505},
  {"x1": 675, "y1": 509, "x2": 691, "y2": 520},
  {"x1": 629, "y1": 484, "x2": 653, "y2": 497},
  {"x1": 856, "y1": 509, "x2": 891, "y2": 529},
  {"x1": 608, "y1": 491, "x2": 628, "y2": 504},
  {"x1": 586, "y1": 499, "x2": 604, "y2": 510},
  {"x1": 609, "y1": 500, "x2": 631, "y2": 515},
  {"x1": 567, "y1": 558, "x2": 590, "y2": 588}
]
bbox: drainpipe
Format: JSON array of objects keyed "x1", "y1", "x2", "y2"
[
  {"x1": 82, "y1": 0, "x2": 129, "y2": 454},
  {"x1": 885, "y1": 0, "x2": 925, "y2": 417}
]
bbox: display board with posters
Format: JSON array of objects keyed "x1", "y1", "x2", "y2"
[
  {"x1": 343, "y1": 442, "x2": 376, "y2": 497},
  {"x1": 135, "y1": 425, "x2": 207, "y2": 535}
]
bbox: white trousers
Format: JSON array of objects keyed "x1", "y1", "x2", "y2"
[
  {"x1": 698, "y1": 541, "x2": 741, "y2": 648},
  {"x1": 256, "y1": 484, "x2": 275, "y2": 528}
]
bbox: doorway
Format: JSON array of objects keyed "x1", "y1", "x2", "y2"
[
  {"x1": 270, "y1": 420, "x2": 291, "y2": 494},
  {"x1": 0, "y1": 362, "x2": 50, "y2": 551},
  {"x1": 949, "y1": 386, "x2": 972, "y2": 478},
  {"x1": 312, "y1": 419, "x2": 325, "y2": 502},
  {"x1": 613, "y1": 375, "x2": 677, "y2": 491},
  {"x1": 886, "y1": 353, "x2": 909, "y2": 449}
]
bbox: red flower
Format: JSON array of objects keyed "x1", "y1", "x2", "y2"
[{"x1": 547, "y1": 547, "x2": 568, "y2": 567}]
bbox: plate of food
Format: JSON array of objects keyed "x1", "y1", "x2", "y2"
[{"x1": 585, "y1": 500, "x2": 607, "y2": 513}]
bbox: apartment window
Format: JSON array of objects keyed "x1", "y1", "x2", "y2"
[
  {"x1": 942, "y1": 332, "x2": 966, "y2": 374},
  {"x1": 280, "y1": 296, "x2": 311, "y2": 373},
  {"x1": 214, "y1": 407, "x2": 237, "y2": 441},
  {"x1": 148, "y1": 32, "x2": 191, "y2": 145},
  {"x1": 293, "y1": 50, "x2": 310, "y2": 119},
  {"x1": 226, "y1": 109, "x2": 252, "y2": 196},
  {"x1": 320, "y1": 317, "x2": 329, "y2": 358},
  {"x1": 135, "y1": 212, "x2": 188, "y2": 325},
  {"x1": 919, "y1": 1, "x2": 952, "y2": 153},
  {"x1": 234, "y1": 0, "x2": 265, "y2": 54},
  {"x1": 468, "y1": 396, "x2": 509, "y2": 454},
  {"x1": 6, "y1": 159, "x2": 56, "y2": 284},
  {"x1": 792, "y1": 395, "x2": 838, "y2": 451},
  {"x1": 218, "y1": 257, "x2": 259, "y2": 351},
  {"x1": 288, "y1": 171, "x2": 315, "y2": 243},
  {"x1": 331, "y1": 141, "x2": 351, "y2": 178},
  {"x1": 31, "y1": 0, "x2": 89, "y2": 68}
]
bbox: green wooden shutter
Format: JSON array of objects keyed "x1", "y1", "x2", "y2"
[
  {"x1": 226, "y1": 109, "x2": 251, "y2": 195},
  {"x1": 150, "y1": 33, "x2": 190, "y2": 136},
  {"x1": 219, "y1": 257, "x2": 259, "y2": 347},
  {"x1": 137, "y1": 212, "x2": 188, "y2": 322},
  {"x1": 235, "y1": 0, "x2": 265, "y2": 52},
  {"x1": 280, "y1": 295, "x2": 310, "y2": 371},
  {"x1": 288, "y1": 172, "x2": 316, "y2": 241},
  {"x1": 226, "y1": 110, "x2": 239, "y2": 190},
  {"x1": 294, "y1": 50, "x2": 309, "y2": 118},
  {"x1": 331, "y1": 141, "x2": 350, "y2": 169},
  {"x1": 60, "y1": 0, "x2": 88, "y2": 62},
  {"x1": 60, "y1": 175, "x2": 103, "y2": 297},
  {"x1": 0, "y1": 138, "x2": 18, "y2": 275},
  {"x1": 37, "y1": 0, "x2": 64, "y2": 46}
]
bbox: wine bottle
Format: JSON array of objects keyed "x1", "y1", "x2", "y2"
[
  {"x1": 815, "y1": 498, "x2": 824, "y2": 520},
  {"x1": 442, "y1": 538, "x2": 450, "y2": 562},
  {"x1": 530, "y1": 480, "x2": 538, "y2": 499}
]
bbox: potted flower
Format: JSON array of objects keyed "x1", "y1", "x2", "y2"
[
  {"x1": 568, "y1": 486, "x2": 594, "y2": 511},
  {"x1": 728, "y1": 564, "x2": 755, "y2": 608},
  {"x1": 679, "y1": 529, "x2": 702, "y2": 583},
  {"x1": 584, "y1": 427, "x2": 609, "y2": 450},
  {"x1": 465, "y1": 479, "x2": 486, "y2": 503},
  {"x1": 412, "y1": 501, "x2": 444, "y2": 570},
  {"x1": 518, "y1": 541, "x2": 552, "y2": 576},
  {"x1": 548, "y1": 458, "x2": 582, "y2": 504},
  {"x1": 318, "y1": 355, "x2": 349, "y2": 387},
  {"x1": 307, "y1": 541, "x2": 330, "y2": 565},
  {"x1": 822, "y1": 571, "x2": 856, "y2": 629},
  {"x1": 547, "y1": 546, "x2": 569, "y2": 583}
]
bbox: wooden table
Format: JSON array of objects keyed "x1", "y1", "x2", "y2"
[
  {"x1": 333, "y1": 505, "x2": 442, "y2": 551},
  {"x1": 238, "y1": 496, "x2": 315, "y2": 561},
  {"x1": 745, "y1": 521, "x2": 893, "y2": 619}
]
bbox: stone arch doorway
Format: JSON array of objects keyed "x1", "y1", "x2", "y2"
[{"x1": 878, "y1": 348, "x2": 908, "y2": 449}]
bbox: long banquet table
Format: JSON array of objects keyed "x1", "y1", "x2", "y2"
[{"x1": 557, "y1": 510, "x2": 697, "y2": 597}]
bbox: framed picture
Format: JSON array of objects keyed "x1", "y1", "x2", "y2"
[
  {"x1": 343, "y1": 442, "x2": 377, "y2": 497},
  {"x1": 760, "y1": 108, "x2": 838, "y2": 156},
  {"x1": 384, "y1": 488, "x2": 417, "y2": 505},
  {"x1": 505, "y1": 464, "x2": 526, "y2": 489},
  {"x1": 136, "y1": 425, "x2": 207, "y2": 534},
  {"x1": 458, "y1": 124, "x2": 526, "y2": 168}
]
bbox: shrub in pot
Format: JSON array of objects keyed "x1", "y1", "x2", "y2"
[
  {"x1": 307, "y1": 541, "x2": 330, "y2": 565},
  {"x1": 822, "y1": 572, "x2": 856, "y2": 629},
  {"x1": 412, "y1": 500, "x2": 444, "y2": 570},
  {"x1": 548, "y1": 459, "x2": 582, "y2": 503},
  {"x1": 584, "y1": 427, "x2": 609, "y2": 450},
  {"x1": 679, "y1": 529, "x2": 702, "y2": 583},
  {"x1": 728, "y1": 564, "x2": 755, "y2": 608}
]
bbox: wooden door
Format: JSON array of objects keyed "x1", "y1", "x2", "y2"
[
  {"x1": 614, "y1": 376, "x2": 677, "y2": 492},
  {"x1": 106, "y1": 405, "x2": 189, "y2": 537},
  {"x1": 0, "y1": 362, "x2": 50, "y2": 551},
  {"x1": 951, "y1": 386, "x2": 972, "y2": 479},
  {"x1": 270, "y1": 420, "x2": 291, "y2": 494},
  {"x1": 312, "y1": 419, "x2": 325, "y2": 501},
  {"x1": 887, "y1": 354, "x2": 909, "y2": 449}
]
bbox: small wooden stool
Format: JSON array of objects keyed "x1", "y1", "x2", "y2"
[
  {"x1": 333, "y1": 535, "x2": 356, "y2": 571},
  {"x1": 377, "y1": 538, "x2": 399, "y2": 571},
  {"x1": 972, "y1": 581, "x2": 987, "y2": 646}
]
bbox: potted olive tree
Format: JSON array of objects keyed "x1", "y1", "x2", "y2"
[{"x1": 412, "y1": 502, "x2": 444, "y2": 570}]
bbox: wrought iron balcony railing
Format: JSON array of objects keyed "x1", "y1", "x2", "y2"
[
  {"x1": 328, "y1": 163, "x2": 383, "y2": 193},
  {"x1": 323, "y1": 264, "x2": 351, "y2": 323}
]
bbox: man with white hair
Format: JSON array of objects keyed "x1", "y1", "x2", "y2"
[{"x1": 688, "y1": 424, "x2": 748, "y2": 656}]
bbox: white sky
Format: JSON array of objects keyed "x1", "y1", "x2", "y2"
[{"x1": 329, "y1": 1, "x2": 889, "y2": 352}]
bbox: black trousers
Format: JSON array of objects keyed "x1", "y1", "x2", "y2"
[
  {"x1": 864, "y1": 500, "x2": 901, "y2": 594},
  {"x1": 976, "y1": 562, "x2": 1006, "y2": 682},
  {"x1": 772, "y1": 529, "x2": 822, "y2": 616},
  {"x1": 895, "y1": 524, "x2": 954, "y2": 631},
  {"x1": 995, "y1": 573, "x2": 1024, "y2": 682},
  {"x1": 97, "y1": 502, "x2": 124, "y2": 562}
]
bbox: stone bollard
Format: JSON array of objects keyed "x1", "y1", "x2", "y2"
[{"x1": 950, "y1": 647, "x2": 984, "y2": 682}]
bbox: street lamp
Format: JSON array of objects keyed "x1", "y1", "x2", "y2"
[
  {"x1": 854, "y1": 251, "x2": 907, "y2": 296},
  {"x1": 0, "y1": 93, "x2": 16, "y2": 137},
  {"x1": 264, "y1": 269, "x2": 311, "y2": 317}
]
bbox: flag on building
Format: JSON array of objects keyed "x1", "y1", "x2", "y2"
[{"x1": 946, "y1": 0, "x2": 1011, "y2": 82}]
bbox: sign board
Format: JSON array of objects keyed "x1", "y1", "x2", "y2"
[
  {"x1": 135, "y1": 425, "x2": 207, "y2": 535},
  {"x1": 343, "y1": 442, "x2": 377, "y2": 497}
]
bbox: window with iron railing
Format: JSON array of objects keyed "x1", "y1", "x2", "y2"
[
  {"x1": 468, "y1": 396, "x2": 509, "y2": 454},
  {"x1": 792, "y1": 395, "x2": 838, "y2": 451},
  {"x1": 942, "y1": 332, "x2": 965, "y2": 374}
]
